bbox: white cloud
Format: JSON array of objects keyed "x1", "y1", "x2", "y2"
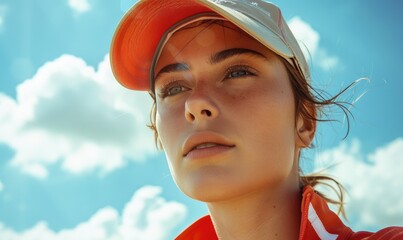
[
  {"x1": 288, "y1": 17, "x2": 340, "y2": 71},
  {"x1": 0, "y1": 54, "x2": 156, "y2": 178},
  {"x1": 21, "y1": 163, "x2": 49, "y2": 179},
  {"x1": 312, "y1": 138, "x2": 403, "y2": 230},
  {"x1": 0, "y1": 180, "x2": 3, "y2": 192},
  {"x1": 68, "y1": 0, "x2": 91, "y2": 13},
  {"x1": 0, "y1": 186, "x2": 187, "y2": 240}
]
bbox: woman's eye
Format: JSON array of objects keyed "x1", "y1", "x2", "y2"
[
  {"x1": 225, "y1": 66, "x2": 255, "y2": 79},
  {"x1": 228, "y1": 70, "x2": 250, "y2": 78},
  {"x1": 167, "y1": 86, "x2": 186, "y2": 96},
  {"x1": 157, "y1": 81, "x2": 189, "y2": 98}
]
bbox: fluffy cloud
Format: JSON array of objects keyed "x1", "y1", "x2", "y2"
[
  {"x1": 312, "y1": 138, "x2": 403, "y2": 230},
  {"x1": 68, "y1": 0, "x2": 91, "y2": 13},
  {"x1": 0, "y1": 54, "x2": 156, "y2": 178},
  {"x1": 0, "y1": 180, "x2": 3, "y2": 192},
  {"x1": 0, "y1": 186, "x2": 187, "y2": 240},
  {"x1": 288, "y1": 17, "x2": 339, "y2": 71}
]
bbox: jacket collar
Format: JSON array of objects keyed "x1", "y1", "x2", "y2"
[{"x1": 176, "y1": 186, "x2": 353, "y2": 240}]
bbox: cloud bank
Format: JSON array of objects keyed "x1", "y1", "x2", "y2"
[
  {"x1": 312, "y1": 138, "x2": 403, "y2": 231},
  {"x1": 288, "y1": 17, "x2": 339, "y2": 71},
  {"x1": 0, "y1": 186, "x2": 187, "y2": 240},
  {"x1": 0, "y1": 54, "x2": 156, "y2": 178}
]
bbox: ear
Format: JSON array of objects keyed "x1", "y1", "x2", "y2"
[{"x1": 295, "y1": 114, "x2": 316, "y2": 148}]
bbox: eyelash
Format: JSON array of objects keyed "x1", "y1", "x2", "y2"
[
  {"x1": 157, "y1": 80, "x2": 188, "y2": 99},
  {"x1": 157, "y1": 65, "x2": 257, "y2": 99},
  {"x1": 224, "y1": 65, "x2": 256, "y2": 79}
]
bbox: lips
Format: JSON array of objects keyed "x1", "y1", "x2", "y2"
[
  {"x1": 193, "y1": 142, "x2": 221, "y2": 150},
  {"x1": 182, "y1": 132, "x2": 235, "y2": 157}
]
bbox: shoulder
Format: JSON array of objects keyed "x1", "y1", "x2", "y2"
[
  {"x1": 175, "y1": 215, "x2": 218, "y2": 240},
  {"x1": 301, "y1": 186, "x2": 403, "y2": 240},
  {"x1": 350, "y1": 227, "x2": 403, "y2": 240}
]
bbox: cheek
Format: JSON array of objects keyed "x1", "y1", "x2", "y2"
[
  {"x1": 156, "y1": 104, "x2": 184, "y2": 162},
  {"x1": 240, "y1": 83, "x2": 297, "y2": 169},
  {"x1": 156, "y1": 106, "x2": 189, "y2": 190},
  {"x1": 156, "y1": 108, "x2": 173, "y2": 151}
]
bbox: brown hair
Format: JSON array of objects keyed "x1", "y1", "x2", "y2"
[
  {"x1": 282, "y1": 57, "x2": 352, "y2": 218},
  {"x1": 147, "y1": 20, "x2": 356, "y2": 218}
]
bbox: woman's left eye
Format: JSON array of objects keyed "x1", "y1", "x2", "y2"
[{"x1": 225, "y1": 66, "x2": 256, "y2": 79}]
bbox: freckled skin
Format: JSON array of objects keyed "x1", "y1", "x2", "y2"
[
  {"x1": 152, "y1": 21, "x2": 314, "y2": 240},
  {"x1": 154, "y1": 22, "x2": 305, "y2": 202}
]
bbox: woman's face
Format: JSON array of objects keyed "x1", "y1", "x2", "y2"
[{"x1": 154, "y1": 21, "x2": 304, "y2": 202}]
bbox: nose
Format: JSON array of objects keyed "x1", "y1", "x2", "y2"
[{"x1": 185, "y1": 88, "x2": 219, "y2": 123}]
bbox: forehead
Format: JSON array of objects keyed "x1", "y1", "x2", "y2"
[{"x1": 155, "y1": 20, "x2": 275, "y2": 68}]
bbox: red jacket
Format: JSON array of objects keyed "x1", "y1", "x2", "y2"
[{"x1": 176, "y1": 186, "x2": 403, "y2": 239}]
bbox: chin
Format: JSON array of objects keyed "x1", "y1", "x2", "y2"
[
  {"x1": 183, "y1": 184, "x2": 241, "y2": 203},
  {"x1": 176, "y1": 170, "x2": 257, "y2": 203}
]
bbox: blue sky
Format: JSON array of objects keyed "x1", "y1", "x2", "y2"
[{"x1": 0, "y1": 0, "x2": 402, "y2": 239}]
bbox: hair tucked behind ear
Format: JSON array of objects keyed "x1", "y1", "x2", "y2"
[{"x1": 281, "y1": 57, "x2": 357, "y2": 219}]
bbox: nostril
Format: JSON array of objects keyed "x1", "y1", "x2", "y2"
[
  {"x1": 188, "y1": 113, "x2": 195, "y2": 121},
  {"x1": 202, "y1": 109, "x2": 212, "y2": 117}
]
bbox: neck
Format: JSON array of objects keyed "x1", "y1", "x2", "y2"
[{"x1": 207, "y1": 181, "x2": 302, "y2": 240}]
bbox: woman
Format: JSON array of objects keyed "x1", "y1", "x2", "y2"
[{"x1": 110, "y1": 0, "x2": 403, "y2": 239}]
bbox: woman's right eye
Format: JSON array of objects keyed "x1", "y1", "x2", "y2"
[
  {"x1": 157, "y1": 81, "x2": 189, "y2": 98},
  {"x1": 166, "y1": 85, "x2": 186, "y2": 96}
]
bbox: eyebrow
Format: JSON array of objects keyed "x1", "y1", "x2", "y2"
[
  {"x1": 210, "y1": 48, "x2": 268, "y2": 64},
  {"x1": 154, "y1": 48, "x2": 267, "y2": 82},
  {"x1": 154, "y1": 62, "x2": 190, "y2": 82}
]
